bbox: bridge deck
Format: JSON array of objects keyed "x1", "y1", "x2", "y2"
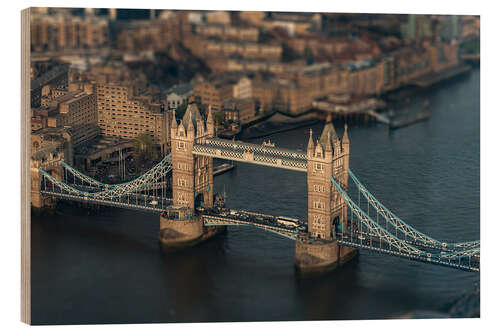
[
  {"x1": 202, "y1": 209, "x2": 300, "y2": 240},
  {"x1": 193, "y1": 138, "x2": 307, "y2": 172},
  {"x1": 41, "y1": 190, "x2": 172, "y2": 213}
]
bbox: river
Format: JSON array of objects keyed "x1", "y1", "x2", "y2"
[{"x1": 31, "y1": 68, "x2": 480, "y2": 324}]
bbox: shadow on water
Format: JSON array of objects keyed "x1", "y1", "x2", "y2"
[{"x1": 156, "y1": 232, "x2": 231, "y2": 323}]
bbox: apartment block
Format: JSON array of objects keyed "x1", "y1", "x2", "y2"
[{"x1": 95, "y1": 83, "x2": 171, "y2": 149}]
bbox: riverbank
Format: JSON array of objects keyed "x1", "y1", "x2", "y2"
[{"x1": 241, "y1": 112, "x2": 320, "y2": 140}]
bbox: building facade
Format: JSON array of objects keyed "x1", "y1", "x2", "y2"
[
  {"x1": 30, "y1": 11, "x2": 109, "y2": 52},
  {"x1": 307, "y1": 123, "x2": 349, "y2": 240},
  {"x1": 166, "y1": 83, "x2": 193, "y2": 110},
  {"x1": 170, "y1": 104, "x2": 215, "y2": 211},
  {"x1": 95, "y1": 82, "x2": 170, "y2": 150}
]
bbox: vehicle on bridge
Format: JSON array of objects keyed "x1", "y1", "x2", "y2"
[{"x1": 277, "y1": 216, "x2": 300, "y2": 227}]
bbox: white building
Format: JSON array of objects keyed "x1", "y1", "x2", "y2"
[{"x1": 166, "y1": 83, "x2": 193, "y2": 110}]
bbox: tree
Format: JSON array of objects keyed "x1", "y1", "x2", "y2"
[
  {"x1": 304, "y1": 46, "x2": 315, "y2": 65},
  {"x1": 213, "y1": 111, "x2": 226, "y2": 126},
  {"x1": 132, "y1": 133, "x2": 157, "y2": 166},
  {"x1": 281, "y1": 42, "x2": 300, "y2": 63}
]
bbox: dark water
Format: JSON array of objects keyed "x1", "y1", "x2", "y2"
[{"x1": 31, "y1": 69, "x2": 480, "y2": 324}]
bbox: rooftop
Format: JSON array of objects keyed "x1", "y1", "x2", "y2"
[{"x1": 167, "y1": 83, "x2": 193, "y2": 96}]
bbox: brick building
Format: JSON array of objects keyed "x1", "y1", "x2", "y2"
[
  {"x1": 193, "y1": 73, "x2": 253, "y2": 112},
  {"x1": 32, "y1": 88, "x2": 100, "y2": 148},
  {"x1": 222, "y1": 98, "x2": 257, "y2": 124},
  {"x1": 184, "y1": 35, "x2": 282, "y2": 61},
  {"x1": 30, "y1": 11, "x2": 109, "y2": 52},
  {"x1": 95, "y1": 82, "x2": 170, "y2": 150},
  {"x1": 194, "y1": 24, "x2": 259, "y2": 42}
]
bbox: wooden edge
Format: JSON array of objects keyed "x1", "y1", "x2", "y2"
[{"x1": 21, "y1": 7, "x2": 31, "y2": 325}]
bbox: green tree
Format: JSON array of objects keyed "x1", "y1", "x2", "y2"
[
  {"x1": 132, "y1": 133, "x2": 157, "y2": 166},
  {"x1": 213, "y1": 111, "x2": 226, "y2": 126},
  {"x1": 281, "y1": 42, "x2": 300, "y2": 63},
  {"x1": 304, "y1": 46, "x2": 315, "y2": 65}
]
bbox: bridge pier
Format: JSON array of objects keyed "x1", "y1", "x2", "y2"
[
  {"x1": 294, "y1": 236, "x2": 358, "y2": 276},
  {"x1": 159, "y1": 208, "x2": 224, "y2": 250},
  {"x1": 31, "y1": 163, "x2": 58, "y2": 209}
]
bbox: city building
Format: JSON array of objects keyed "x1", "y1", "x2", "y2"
[
  {"x1": 205, "y1": 11, "x2": 232, "y2": 25},
  {"x1": 222, "y1": 98, "x2": 257, "y2": 124},
  {"x1": 94, "y1": 82, "x2": 171, "y2": 151},
  {"x1": 193, "y1": 73, "x2": 253, "y2": 111},
  {"x1": 31, "y1": 63, "x2": 69, "y2": 107},
  {"x1": 194, "y1": 24, "x2": 259, "y2": 42},
  {"x1": 280, "y1": 34, "x2": 381, "y2": 63},
  {"x1": 205, "y1": 57, "x2": 307, "y2": 74},
  {"x1": 184, "y1": 35, "x2": 283, "y2": 61},
  {"x1": 401, "y1": 14, "x2": 433, "y2": 42},
  {"x1": 166, "y1": 83, "x2": 193, "y2": 110},
  {"x1": 73, "y1": 136, "x2": 134, "y2": 172},
  {"x1": 32, "y1": 88, "x2": 100, "y2": 148},
  {"x1": 30, "y1": 10, "x2": 109, "y2": 52},
  {"x1": 116, "y1": 14, "x2": 187, "y2": 52}
]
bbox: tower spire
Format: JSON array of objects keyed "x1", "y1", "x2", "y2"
[
  {"x1": 206, "y1": 104, "x2": 215, "y2": 136},
  {"x1": 342, "y1": 122, "x2": 350, "y2": 143},
  {"x1": 186, "y1": 106, "x2": 194, "y2": 131},
  {"x1": 207, "y1": 105, "x2": 214, "y2": 124},
  {"x1": 171, "y1": 110, "x2": 177, "y2": 129},
  {"x1": 308, "y1": 128, "x2": 314, "y2": 148},
  {"x1": 325, "y1": 132, "x2": 332, "y2": 152}
]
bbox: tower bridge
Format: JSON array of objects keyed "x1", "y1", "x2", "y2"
[{"x1": 34, "y1": 103, "x2": 480, "y2": 274}]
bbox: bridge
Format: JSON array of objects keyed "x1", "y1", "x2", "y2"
[{"x1": 34, "y1": 103, "x2": 480, "y2": 273}]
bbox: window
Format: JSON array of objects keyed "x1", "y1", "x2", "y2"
[
  {"x1": 313, "y1": 185, "x2": 326, "y2": 192},
  {"x1": 314, "y1": 163, "x2": 323, "y2": 171},
  {"x1": 178, "y1": 194, "x2": 187, "y2": 204},
  {"x1": 176, "y1": 141, "x2": 185, "y2": 151},
  {"x1": 313, "y1": 201, "x2": 325, "y2": 209},
  {"x1": 178, "y1": 178, "x2": 187, "y2": 187}
]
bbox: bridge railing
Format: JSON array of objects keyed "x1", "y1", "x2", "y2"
[
  {"x1": 332, "y1": 175, "x2": 479, "y2": 270},
  {"x1": 60, "y1": 154, "x2": 172, "y2": 191},
  {"x1": 347, "y1": 169, "x2": 479, "y2": 251},
  {"x1": 40, "y1": 158, "x2": 172, "y2": 201}
]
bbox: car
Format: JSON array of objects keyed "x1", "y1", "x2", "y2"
[
  {"x1": 149, "y1": 200, "x2": 158, "y2": 206},
  {"x1": 358, "y1": 235, "x2": 365, "y2": 241}
]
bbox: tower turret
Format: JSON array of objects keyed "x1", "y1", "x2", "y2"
[
  {"x1": 307, "y1": 128, "x2": 314, "y2": 158},
  {"x1": 170, "y1": 112, "x2": 177, "y2": 145},
  {"x1": 342, "y1": 122, "x2": 350, "y2": 186},
  {"x1": 324, "y1": 132, "x2": 333, "y2": 159},
  {"x1": 186, "y1": 107, "x2": 195, "y2": 140},
  {"x1": 206, "y1": 104, "x2": 215, "y2": 137},
  {"x1": 177, "y1": 121, "x2": 185, "y2": 137},
  {"x1": 342, "y1": 123, "x2": 350, "y2": 149}
]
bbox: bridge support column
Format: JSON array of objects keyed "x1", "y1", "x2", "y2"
[
  {"x1": 159, "y1": 208, "x2": 224, "y2": 250},
  {"x1": 294, "y1": 237, "x2": 358, "y2": 276},
  {"x1": 30, "y1": 164, "x2": 56, "y2": 209},
  {"x1": 295, "y1": 238, "x2": 339, "y2": 275}
]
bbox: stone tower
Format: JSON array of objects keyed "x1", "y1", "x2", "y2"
[
  {"x1": 306, "y1": 122, "x2": 350, "y2": 240},
  {"x1": 170, "y1": 103, "x2": 214, "y2": 213},
  {"x1": 296, "y1": 121, "x2": 355, "y2": 275}
]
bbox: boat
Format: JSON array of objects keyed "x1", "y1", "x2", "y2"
[{"x1": 213, "y1": 163, "x2": 235, "y2": 176}]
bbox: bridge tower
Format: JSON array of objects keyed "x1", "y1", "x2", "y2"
[
  {"x1": 170, "y1": 103, "x2": 214, "y2": 212},
  {"x1": 306, "y1": 122, "x2": 349, "y2": 239},
  {"x1": 295, "y1": 121, "x2": 356, "y2": 274},
  {"x1": 160, "y1": 103, "x2": 220, "y2": 249}
]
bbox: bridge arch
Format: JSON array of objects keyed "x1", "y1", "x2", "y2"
[{"x1": 195, "y1": 193, "x2": 204, "y2": 209}]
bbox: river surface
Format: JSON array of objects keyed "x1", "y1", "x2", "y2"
[{"x1": 31, "y1": 69, "x2": 480, "y2": 324}]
